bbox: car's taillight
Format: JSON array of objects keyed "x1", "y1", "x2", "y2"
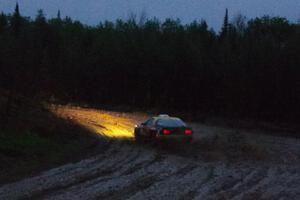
[
  {"x1": 185, "y1": 129, "x2": 192, "y2": 134},
  {"x1": 163, "y1": 129, "x2": 171, "y2": 134}
]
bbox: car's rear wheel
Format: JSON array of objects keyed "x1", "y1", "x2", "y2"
[{"x1": 134, "y1": 129, "x2": 144, "y2": 143}]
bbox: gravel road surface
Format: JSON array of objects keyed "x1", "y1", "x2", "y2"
[{"x1": 1, "y1": 107, "x2": 300, "y2": 200}]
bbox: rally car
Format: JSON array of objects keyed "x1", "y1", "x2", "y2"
[{"x1": 134, "y1": 114, "x2": 193, "y2": 143}]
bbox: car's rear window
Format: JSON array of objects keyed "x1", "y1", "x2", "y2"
[{"x1": 156, "y1": 118, "x2": 186, "y2": 127}]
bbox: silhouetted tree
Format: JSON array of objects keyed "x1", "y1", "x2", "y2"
[
  {"x1": 57, "y1": 10, "x2": 61, "y2": 20},
  {"x1": 220, "y1": 8, "x2": 229, "y2": 39},
  {"x1": 0, "y1": 12, "x2": 8, "y2": 33},
  {"x1": 11, "y1": 3, "x2": 22, "y2": 37}
]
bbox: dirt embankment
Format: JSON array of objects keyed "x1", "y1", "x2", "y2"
[
  {"x1": 0, "y1": 97, "x2": 104, "y2": 185},
  {"x1": 1, "y1": 106, "x2": 300, "y2": 200}
]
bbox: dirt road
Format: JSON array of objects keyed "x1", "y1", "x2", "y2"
[{"x1": 1, "y1": 107, "x2": 300, "y2": 200}]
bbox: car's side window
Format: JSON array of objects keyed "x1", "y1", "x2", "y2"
[
  {"x1": 142, "y1": 119, "x2": 150, "y2": 126},
  {"x1": 145, "y1": 118, "x2": 154, "y2": 126}
]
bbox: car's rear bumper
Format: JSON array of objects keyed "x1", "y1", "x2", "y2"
[{"x1": 155, "y1": 134, "x2": 193, "y2": 142}]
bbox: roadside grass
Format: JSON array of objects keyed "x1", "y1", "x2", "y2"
[
  {"x1": 0, "y1": 120, "x2": 101, "y2": 185},
  {"x1": 0, "y1": 130, "x2": 75, "y2": 180},
  {"x1": 0, "y1": 92, "x2": 102, "y2": 185}
]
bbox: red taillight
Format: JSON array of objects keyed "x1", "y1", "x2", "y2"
[
  {"x1": 185, "y1": 129, "x2": 192, "y2": 134},
  {"x1": 163, "y1": 129, "x2": 171, "y2": 134}
]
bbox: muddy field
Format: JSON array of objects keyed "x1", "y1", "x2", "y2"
[{"x1": 0, "y1": 107, "x2": 300, "y2": 200}]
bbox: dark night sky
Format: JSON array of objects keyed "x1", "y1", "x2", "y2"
[{"x1": 1, "y1": 0, "x2": 299, "y2": 30}]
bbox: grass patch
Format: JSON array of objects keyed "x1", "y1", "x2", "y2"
[
  {"x1": 0, "y1": 131, "x2": 49, "y2": 157},
  {"x1": 0, "y1": 130, "x2": 76, "y2": 160},
  {"x1": 0, "y1": 128, "x2": 99, "y2": 185}
]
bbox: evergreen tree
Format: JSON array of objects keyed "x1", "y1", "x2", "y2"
[
  {"x1": 57, "y1": 10, "x2": 61, "y2": 20},
  {"x1": 0, "y1": 12, "x2": 8, "y2": 33},
  {"x1": 200, "y1": 19, "x2": 208, "y2": 31},
  {"x1": 11, "y1": 3, "x2": 22, "y2": 37},
  {"x1": 220, "y1": 8, "x2": 229, "y2": 38}
]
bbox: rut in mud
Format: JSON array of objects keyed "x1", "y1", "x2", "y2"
[{"x1": 1, "y1": 107, "x2": 300, "y2": 200}]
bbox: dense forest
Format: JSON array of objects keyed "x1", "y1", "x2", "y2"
[{"x1": 1, "y1": 4, "x2": 300, "y2": 121}]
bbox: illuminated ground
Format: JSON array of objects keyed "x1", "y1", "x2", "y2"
[
  {"x1": 51, "y1": 106, "x2": 143, "y2": 139},
  {"x1": 1, "y1": 106, "x2": 300, "y2": 200}
]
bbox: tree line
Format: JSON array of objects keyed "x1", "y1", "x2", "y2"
[{"x1": 1, "y1": 4, "x2": 300, "y2": 121}]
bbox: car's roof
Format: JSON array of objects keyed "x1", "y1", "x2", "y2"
[
  {"x1": 153, "y1": 116, "x2": 182, "y2": 121},
  {"x1": 153, "y1": 116, "x2": 187, "y2": 127}
]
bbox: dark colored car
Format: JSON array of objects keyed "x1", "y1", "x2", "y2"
[{"x1": 134, "y1": 115, "x2": 193, "y2": 143}]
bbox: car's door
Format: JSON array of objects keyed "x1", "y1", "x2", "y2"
[
  {"x1": 140, "y1": 118, "x2": 155, "y2": 137},
  {"x1": 144, "y1": 118, "x2": 156, "y2": 138}
]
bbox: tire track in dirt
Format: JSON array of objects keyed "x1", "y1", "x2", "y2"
[
  {"x1": 44, "y1": 146, "x2": 207, "y2": 200},
  {"x1": 25, "y1": 142, "x2": 140, "y2": 200},
  {"x1": 1, "y1": 139, "x2": 136, "y2": 200},
  {"x1": 43, "y1": 152, "x2": 171, "y2": 199},
  {"x1": 90, "y1": 160, "x2": 194, "y2": 200},
  {"x1": 37, "y1": 143, "x2": 157, "y2": 199},
  {"x1": 1, "y1": 142, "x2": 121, "y2": 199}
]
